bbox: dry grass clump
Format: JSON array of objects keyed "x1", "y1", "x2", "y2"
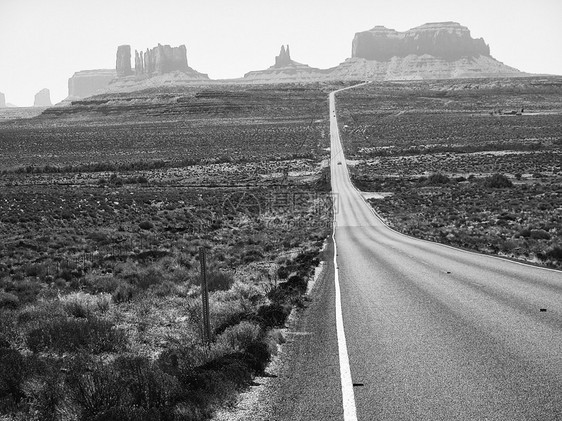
[{"x1": 60, "y1": 292, "x2": 111, "y2": 318}]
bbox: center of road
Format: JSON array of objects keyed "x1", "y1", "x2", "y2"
[{"x1": 329, "y1": 83, "x2": 370, "y2": 421}]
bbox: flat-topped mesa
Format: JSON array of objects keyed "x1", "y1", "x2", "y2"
[
  {"x1": 68, "y1": 69, "x2": 116, "y2": 99},
  {"x1": 274, "y1": 45, "x2": 293, "y2": 67},
  {"x1": 116, "y1": 45, "x2": 133, "y2": 77},
  {"x1": 352, "y1": 22, "x2": 490, "y2": 61}
]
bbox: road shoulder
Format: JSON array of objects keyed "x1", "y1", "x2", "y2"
[{"x1": 213, "y1": 238, "x2": 342, "y2": 421}]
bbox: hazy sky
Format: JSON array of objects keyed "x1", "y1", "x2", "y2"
[{"x1": 1, "y1": 0, "x2": 561, "y2": 106}]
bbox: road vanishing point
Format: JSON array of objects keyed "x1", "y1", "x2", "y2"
[{"x1": 243, "y1": 84, "x2": 562, "y2": 421}]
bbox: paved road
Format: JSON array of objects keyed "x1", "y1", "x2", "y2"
[{"x1": 329, "y1": 86, "x2": 562, "y2": 420}]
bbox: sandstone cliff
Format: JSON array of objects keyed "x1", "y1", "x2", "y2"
[
  {"x1": 352, "y1": 22, "x2": 490, "y2": 61},
  {"x1": 112, "y1": 44, "x2": 208, "y2": 89},
  {"x1": 327, "y1": 22, "x2": 524, "y2": 81},
  {"x1": 135, "y1": 44, "x2": 189, "y2": 75},
  {"x1": 34, "y1": 89, "x2": 52, "y2": 107},
  {"x1": 67, "y1": 69, "x2": 116, "y2": 99}
]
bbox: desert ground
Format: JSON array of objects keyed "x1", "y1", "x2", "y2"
[
  {"x1": 0, "y1": 77, "x2": 560, "y2": 420},
  {"x1": 337, "y1": 78, "x2": 562, "y2": 269}
]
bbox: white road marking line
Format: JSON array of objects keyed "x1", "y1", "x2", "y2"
[{"x1": 333, "y1": 229, "x2": 358, "y2": 421}]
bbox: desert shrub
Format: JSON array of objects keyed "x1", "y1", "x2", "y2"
[
  {"x1": 151, "y1": 280, "x2": 179, "y2": 297},
  {"x1": 117, "y1": 263, "x2": 163, "y2": 290},
  {"x1": 196, "y1": 354, "x2": 252, "y2": 390},
  {"x1": 277, "y1": 265, "x2": 290, "y2": 279},
  {"x1": 61, "y1": 292, "x2": 111, "y2": 318},
  {"x1": 168, "y1": 266, "x2": 190, "y2": 284},
  {"x1": 84, "y1": 274, "x2": 120, "y2": 294},
  {"x1": 230, "y1": 281, "x2": 264, "y2": 306},
  {"x1": 530, "y1": 229, "x2": 551, "y2": 240},
  {"x1": 240, "y1": 248, "x2": 264, "y2": 264},
  {"x1": 62, "y1": 299, "x2": 91, "y2": 319},
  {"x1": 112, "y1": 282, "x2": 137, "y2": 303},
  {"x1": 519, "y1": 228, "x2": 532, "y2": 238},
  {"x1": 112, "y1": 355, "x2": 180, "y2": 411},
  {"x1": 266, "y1": 286, "x2": 288, "y2": 304},
  {"x1": 139, "y1": 221, "x2": 154, "y2": 230},
  {"x1": 243, "y1": 341, "x2": 271, "y2": 374},
  {"x1": 426, "y1": 173, "x2": 450, "y2": 185},
  {"x1": 157, "y1": 342, "x2": 209, "y2": 378},
  {"x1": 181, "y1": 367, "x2": 237, "y2": 410},
  {"x1": 24, "y1": 361, "x2": 66, "y2": 421},
  {"x1": 5, "y1": 279, "x2": 42, "y2": 304},
  {"x1": 279, "y1": 274, "x2": 307, "y2": 294},
  {"x1": 0, "y1": 348, "x2": 27, "y2": 407},
  {"x1": 483, "y1": 173, "x2": 513, "y2": 188},
  {"x1": 216, "y1": 321, "x2": 262, "y2": 352},
  {"x1": 66, "y1": 360, "x2": 125, "y2": 420},
  {"x1": 256, "y1": 303, "x2": 291, "y2": 328},
  {"x1": 196, "y1": 271, "x2": 234, "y2": 292},
  {"x1": 137, "y1": 267, "x2": 163, "y2": 290},
  {"x1": 26, "y1": 317, "x2": 126, "y2": 354},
  {"x1": 87, "y1": 231, "x2": 111, "y2": 244},
  {"x1": 0, "y1": 291, "x2": 20, "y2": 310},
  {"x1": 294, "y1": 249, "x2": 321, "y2": 270},
  {"x1": 24, "y1": 263, "x2": 48, "y2": 278},
  {"x1": 211, "y1": 300, "x2": 250, "y2": 336},
  {"x1": 546, "y1": 247, "x2": 562, "y2": 261}
]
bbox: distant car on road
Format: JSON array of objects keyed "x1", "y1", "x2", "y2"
[{"x1": 337, "y1": 161, "x2": 342, "y2": 165}]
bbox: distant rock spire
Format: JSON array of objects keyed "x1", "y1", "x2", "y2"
[
  {"x1": 134, "y1": 50, "x2": 144, "y2": 75},
  {"x1": 274, "y1": 44, "x2": 292, "y2": 67}
]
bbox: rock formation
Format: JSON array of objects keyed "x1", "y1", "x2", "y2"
[
  {"x1": 324, "y1": 22, "x2": 524, "y2": 81},
  {"x1": 107, "y1": 43, "x2": 208, "y2": 91},
  {"x1": 34, "y1": 88, "x2": 52, "y2": 107},
  {"x1": 68, "y1": 69, "x2": 116, "y2": 99},
  {"x1": 274, "y1": 45, "x2": 293, "y2": 67},
  {"x1": 352, "y1": 22, "x2": 490, "y2": 61},
  {"x1": 243, "y1": 24, "x2": 524, "y2": 83},
  {"x1": 0, "y1": 92, "x2": 5, "y2": 108},
  {"x1": 129, "y1": 44, "x2": 189, "y2": 76},
  {"x1": 116, "y1": 45, "x2": 133, "y2": 77},
  {"x1": 244, "y1": 45, "x2": 327, "y2": 81}
]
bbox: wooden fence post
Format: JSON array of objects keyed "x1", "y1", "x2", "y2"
[{"x1": 199, "y1": 247, "x2": 211, "y2": 345}]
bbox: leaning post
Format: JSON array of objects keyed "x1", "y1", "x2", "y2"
[{"x1": 199, "y1": 247, "x2": 211, "y2": 345}]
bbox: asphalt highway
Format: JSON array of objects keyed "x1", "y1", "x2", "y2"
[{"x1": 329, "y1": 86, "x2": 562, "y2": 420}]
